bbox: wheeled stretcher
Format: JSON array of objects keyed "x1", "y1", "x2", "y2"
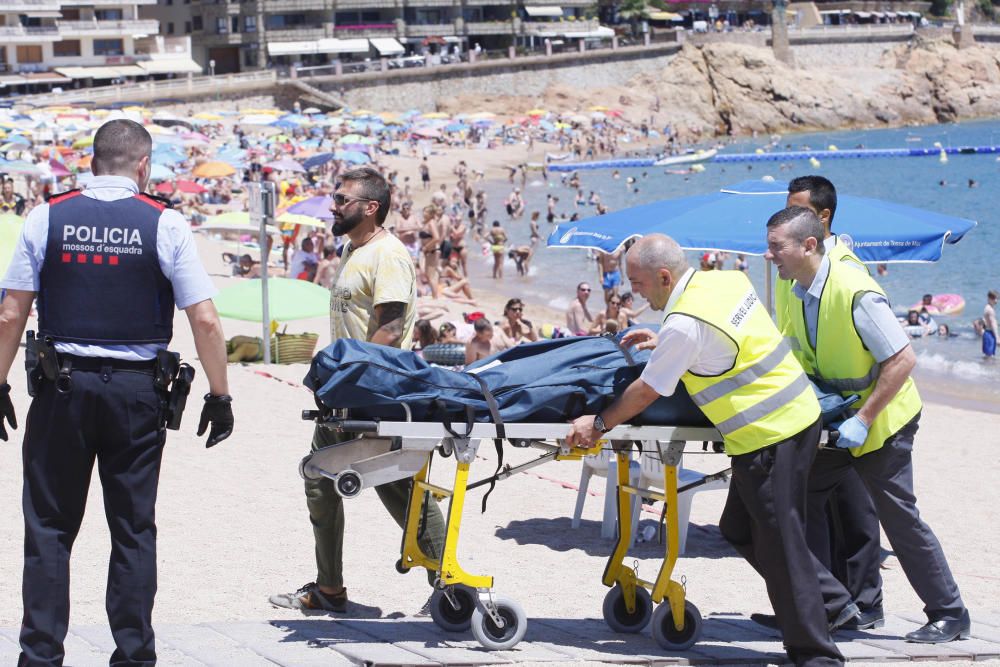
[{"x1": 300, "y1": 407, "x2": 736, "y2": 652}]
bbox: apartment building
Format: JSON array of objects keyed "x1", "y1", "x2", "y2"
[
  {"x1": 0, "y1": 0, "x2": 201, "y2": 92},
  {"x1": 181, "y1": 0, "x2": 605, "y2": 74}
]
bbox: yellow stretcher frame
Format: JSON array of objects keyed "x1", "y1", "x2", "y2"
[{"x1": 301, "y1": 418, "x2": 723, "y2": 651}]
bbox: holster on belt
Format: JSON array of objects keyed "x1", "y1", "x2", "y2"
[
  {"x1": 25, "y1": 332, "x2": 61, "y2": 397},
  {"x1": 155, "y1": 349, "x2": 196, "y2": 430}
]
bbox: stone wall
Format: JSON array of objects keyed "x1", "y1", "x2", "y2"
[
  {"x1": 790, "y1": 40, "x2": 904, "y2": 67},
  {"x1": 300, "y1": 44, "x2": 682, "y2": 111}
]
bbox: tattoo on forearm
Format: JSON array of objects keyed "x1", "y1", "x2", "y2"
[{"x1": 375, "y1": 302, "x2": 406, "y2": 338}]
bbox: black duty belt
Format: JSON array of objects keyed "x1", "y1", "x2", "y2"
[{"x1": 60, "y1": 354, "x2": 158, "y2": 374}]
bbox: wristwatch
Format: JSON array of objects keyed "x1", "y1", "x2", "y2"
[{"x1": 593, "y1": 414, "x2": 610, "y2": 433}]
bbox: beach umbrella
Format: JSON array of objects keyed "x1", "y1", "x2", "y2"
[
  {"x1": 420, "y1": 112, "x2": 449, "y2": 119},
  {"x1": 333, "y1": 150, "x2": 370, "y2": 165},
  {"x1": 287, "y1": 195, "x2": 334, "y2": 221},
  {"x1": 48, "y1": 160, "x2": 72, "y2": 178},
  {"x1": 148, "y1": 163, "x2": 175, "y2": 181},
  {"x1": 74, "y1": 155, "x2": 92, "y2": 171},
  {"x1": 152, "y1": 146, "x2": 185, "y2": 166},
  {"x1": 277, "y1": 212, "x2": 326, "y2": 228},
  {"x1": 547, "y1": 179, "x2": 977, "y2": 264},
  {"x1": 193, "y1": 112, "x2": 224, "y2": 121},
  {"x1": 155, "y1": 179, "x2": 205, "y2": 194},
  {"x1": 72, "y1": 135, "x2": 95, "y2": 149},
  {"x1": 526, "y1": 108, "x2": 548, "y2": 117},
  {"x1": 444, "y1": 122, "x2": 469, "y2": 133},
  {"x1": 0, "y1": 160, "x2": 42, "y2": 176},
  {"x1": 191, "y1": 161, "x2": 236, "y2": 178},
  {"x1": 302, "y1": 152, "x2": 336, "y2": 170},
  {"x1": 411, "y1": 127, "x2": 441, "y2": 139},
  {"x1": 207, "y1": 211, "x2": 251, "y2": 226},
  {"x1": 302, "y1": 107, "x2": 322, "y2": 115},
  {"x1": 213, "y1": 277, "x2": 330, "y2": 322},
  {"x1": 0, "y1": 213, "x2": 24, "y2": 276},
  {"x1": 265, "y1": 158, "x2": 306, "y2": 173}
]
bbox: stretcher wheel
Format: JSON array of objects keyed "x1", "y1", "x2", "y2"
[
  {"x1": 602, "y1": 584, "x2": 653, "y2": 633},
  {"x1": 335, "y1": 471, "x2": 362, "y2": 498},
  {"x1": 651, "y1": 600, "x2": 702, "y2": 651},
  {"x1": 470, "y1": 595, "x2": 527, "y2": 650},
  {"x1": 429, "y1": 585, "x2": 476, "y2": 632},
  {"x1": 395, "y1": 559, "x2": 409, "y2": 574}
]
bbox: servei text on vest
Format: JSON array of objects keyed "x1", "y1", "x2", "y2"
[{"x1": 62, "y1": 225, "x2": 144, "y2": 255}]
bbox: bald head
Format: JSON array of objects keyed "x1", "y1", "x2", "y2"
[
  {"x1": 630, "y1": 234, "x2": 689, "y2": 275},
  {"x1": 92, "y1": 119, "x2": 152, "y2": 178},
  {"x1": 625, "y1": 234, "x2": 690, "y2": 310}
]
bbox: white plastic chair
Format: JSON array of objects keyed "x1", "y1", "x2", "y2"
[{"x1": 571, "y1": 442, "x2": 729, "y2": 554}]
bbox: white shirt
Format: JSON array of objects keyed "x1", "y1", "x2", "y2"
[
  {"x1": 1, "y1": 175, "x2": 217, "y2": 360},
  {"x1": 639, "y1": 267, "x2": 738, "y2": 397}
]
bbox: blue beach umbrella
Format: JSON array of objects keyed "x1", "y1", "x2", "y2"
[
  {"x1": 547, "y1": 179, "x2": 976, "y2": 264},
  {"x1": 334, "y1": 150, "x2": 371, "y2": 165},
  {"x1": 148, "y1": 163, "x2": 175, "y2": 181},
  {"x1": 303, "y1": 153, "x2": 336, "y2": 170}
]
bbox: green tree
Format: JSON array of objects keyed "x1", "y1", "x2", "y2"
[{"x1": 618, "y1": 0, "x2": 650, "y2": 36}]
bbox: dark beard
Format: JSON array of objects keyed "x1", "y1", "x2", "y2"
[{"x1": 331, "y1": 210, "x2": 363, "y2": 236}]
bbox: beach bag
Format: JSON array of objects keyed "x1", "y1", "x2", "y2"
[{"x1": 271, "y1": 332, "x2": 320, "y2": 365}]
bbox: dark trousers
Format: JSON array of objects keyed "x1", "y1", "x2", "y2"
[
  {"x1": 807, "y1": 458, "x2": 883, "y2": 614},
  {"x1": 719, "y1": 418, "x2": 844, "y2": 667},
  {"x1": 306, "y1": 424, "x2": 445, "y2": 589},
  {"x1": 807, "y1": 414, "x2": 965, "y2": 622},
  {"x1": 20, "y1": 367, "x2": 165, "y2": 667}
]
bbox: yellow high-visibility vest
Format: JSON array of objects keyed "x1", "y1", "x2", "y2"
[
  {"x1": 775, "y1": 238, "x2": 867, "y2": 371},
  {"x1": 670, "y1": 270, "x2": 820, "y2": 456},
  {"x1": 780, "y1": 257, "x2": 922, "y2": 457}
]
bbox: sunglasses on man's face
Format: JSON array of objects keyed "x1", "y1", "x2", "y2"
[
  {"x1": 578, "y1": 287, "x2": 591, "y2": 292},
  {"x1": 333, "y1": 193, "x2": 374, "y2": 207},
  {"x1": 509, "y1": 307, "x2": 523, "y2": 312}
]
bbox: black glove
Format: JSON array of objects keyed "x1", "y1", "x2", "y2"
[
  {"x1": 197, "y1": 394, "x2": 233, "y2": 448},
  {"x1": 0, "y1": 384, "x2": 16, "y2": 441}
]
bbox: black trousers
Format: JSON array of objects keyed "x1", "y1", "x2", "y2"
[
  {"x1": 19, "y1": 366, "x2": 165, "y2": 667},
  {"x1": 808, "y1": 414, "x2": 965, "y2": 623},
  {"x1": 719, "y1": 418, "x2": 844, "y2": 667},
  {"x1": 807, "y1": 459, "x2": 883, "y2": 615}
]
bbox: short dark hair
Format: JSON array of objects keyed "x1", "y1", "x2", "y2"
[
  {"x1": 92, "y1": 119, "x2": 152, "y2": 176},
  {"x1": 788, "y1": 175, "x2": 837, "y2": 228},
  {"x1": 338, "y1": 166, "x2": 390, "y2": 225},
  {"x1": 989, "y1": 290, "x2": 998, "y2": 300},
  {"x1": 474, "y1": 318, "x2": 492, "y2": 333},
  {"x1": 767, "y1": 206, "x2": 826, "y2": 254}
]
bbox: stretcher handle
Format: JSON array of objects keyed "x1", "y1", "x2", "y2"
[{"x1": 335, "y1": 419, "x2": 380, "y2": 433}]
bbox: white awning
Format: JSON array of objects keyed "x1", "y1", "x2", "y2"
[
  {"x1": 819, "y1": 9, "x2": 849, "y2": 14},
  {"x1": 0, "y1": 75, "x2": 26, "y2": 86},
  {"x1": 55, "y1": 66, "x2": 126, "y2": 79},
  {"x1": 139, "y1": 57, "x2": 202, "y2": 73},
  {"x1": 524, "y1": 5, "x2": 563, "y2": 17},
  {"x1": 562, "y1": 25, "x2": 614, "y2": 39},
  {"x1": 318, "y1": 38, "x2": 370, "y2": 53},
  {"x1": 268, "y1": 40, "x2": 316, "y2": 56},
  {"x1": 370, "y1": 37, "x2": 404, "y2": 55},
  {"x1": 854, "y1": 11, "x2": 871, "y2": 18},
  {"x1": 115, "y1": 65, "x2": 146, "y2": 76},
  {"x1": 24, "y1": 10, "x2": 62, "y2": 17}
]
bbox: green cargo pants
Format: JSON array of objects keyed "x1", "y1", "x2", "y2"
[{"x1": 305, "y1": 424, "x2": 446, "y2": 589}]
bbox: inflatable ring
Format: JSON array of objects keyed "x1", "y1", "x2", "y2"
[{"x1": 422, "y1": 343, "x2": 466, "y2": 366}]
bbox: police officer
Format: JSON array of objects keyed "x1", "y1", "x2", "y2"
[
  {"x1": 764, "y1": 206, "x2": 970, "y2": 644},
  {"x1": 567, "y1": 234, "x2": 843, "y2": 667},
  {"x1": 0, "y1": 119, "x2": 235, "y2": 666},
  {"x1": 763, "y1": 175, "x2": 885, "y2": 631}
]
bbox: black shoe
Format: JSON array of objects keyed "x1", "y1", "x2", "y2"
[
  {"x1": 751, "y1": 602, "x2": 859, "y2": 633},
  {"x1": 905, "y1": 610, "x2": 971, "y2": 644},
  {"x1": 750, "y1": 612, "x2": 780, "y2": 630},
  {"x1": 829, "y1": 602, "x2": 861, "y2": 632},
  {"x1": 840, "y1": 605, "x2": 885, "y2": 631}
]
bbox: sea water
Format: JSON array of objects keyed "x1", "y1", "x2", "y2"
[{"x1": 470, "y1": 119, "x2": 1000, "y2": 409}]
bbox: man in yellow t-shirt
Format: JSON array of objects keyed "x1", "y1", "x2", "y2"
[{"x1": 271, "y1": 167, "x2": 444, "y2": 614}]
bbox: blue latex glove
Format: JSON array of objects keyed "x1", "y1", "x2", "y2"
[{"x1": 835, "y1": 415, "x2": 869, "y2": 449}]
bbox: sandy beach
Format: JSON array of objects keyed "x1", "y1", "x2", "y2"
[{"x1": 0, "y1": 232, "x2": 996, "y2": 646}]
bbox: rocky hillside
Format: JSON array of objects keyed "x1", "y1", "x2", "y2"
[{"x1": 531, "y1": 37, "x2": 1000, "y2": 140}]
